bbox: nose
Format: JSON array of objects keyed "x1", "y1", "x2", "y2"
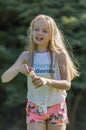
[{"x1": 38, "y1": 30, "x2": 43, "y2": 35}]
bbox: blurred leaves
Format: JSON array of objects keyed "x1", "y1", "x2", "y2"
[{"x1": 0, "y1": 0, "x2": 86, "y2": 130}]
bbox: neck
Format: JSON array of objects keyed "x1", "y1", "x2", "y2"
[{"x1": 36, "y1": 46, "x2": 49, "y2": 53}]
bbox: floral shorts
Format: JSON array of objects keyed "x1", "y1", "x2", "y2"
[{"x1": 26, "y1": 101, "x2": 69, "y2": 126}]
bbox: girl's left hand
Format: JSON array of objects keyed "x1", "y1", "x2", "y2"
[{"x1": 32, "y1": 76, "x2": 48, "y2": 88}]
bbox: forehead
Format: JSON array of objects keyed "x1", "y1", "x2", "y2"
[{"x1": 34, "y1": 18, "x2": 49, "y2": 29}]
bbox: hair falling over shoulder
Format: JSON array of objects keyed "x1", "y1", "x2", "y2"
[{"x1": 25, "y1": 14, "x2": 80, "y2": 80}]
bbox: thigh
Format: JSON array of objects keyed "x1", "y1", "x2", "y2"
[
  {"x1": 47, "y1": 101, "x2": 69, "y2": 126},
  {"x1": 27, "y1": 122, "x2": 46, "y2": 130},
  {"x1": 48, "y1": 124, "x2": 66, "y2": 130}
]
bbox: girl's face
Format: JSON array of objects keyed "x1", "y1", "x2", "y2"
[{"x1": 32, "y1": 18, "x2": 51, "y2": 51}]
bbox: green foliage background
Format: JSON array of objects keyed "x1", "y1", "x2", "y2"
[{"x1": 0, "y1": 0, "x2": 86, "y2": 130}]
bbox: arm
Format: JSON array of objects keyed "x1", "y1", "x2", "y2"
[
  {"x1": 1, "y1": 51, "x2": 29, "y2": 83},
  {"x1": 47, "y1": 51, "x2": 71, "y2": 90},
  {"x1": 32, "y1": 51, "x2": 71, "y2": 90}
]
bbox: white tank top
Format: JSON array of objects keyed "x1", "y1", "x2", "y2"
[{"x1": 27, "y1": 52, "x2": 67, "y2": 113}]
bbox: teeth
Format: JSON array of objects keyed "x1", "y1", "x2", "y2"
[{"x1": 36, "y1": 37, "x2": 43, "y2": 41}]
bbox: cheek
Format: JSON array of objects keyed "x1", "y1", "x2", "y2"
[
  {"x1": 46, "y1": 34, "x2": 51, "y2": 41},
  {"x1": 44, "y1": 31, "x2": 50, "y2": 39}
]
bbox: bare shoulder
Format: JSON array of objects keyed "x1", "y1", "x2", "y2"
[
  {"x1": 21, "y1": 51, "x2": 29, "y2": 58},
  {"x1": 20, "y1": 50, "x2": 30, "y2": 62},
  {"x1": 15, "y1": 51, "x2": 30, "y2": 64},
  {"x1": 57, "y1": 50, "x2": 71, "y2": 81},
  {"x1": 57, "y1": 50, "x2": 67, "y2": 63}
]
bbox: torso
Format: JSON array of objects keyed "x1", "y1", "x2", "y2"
[{"x1": 26, "y1": 51, "x2": 67, "y2": 109}]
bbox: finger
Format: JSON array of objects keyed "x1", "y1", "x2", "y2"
[
  {"x1": 35, "y1": 82, "x2": 43, "y2": 88},
  {"x1": 33, "y1": 79, "x2": 41, "y2": 86},
  {"x1": 32, "y1": 77, "x2": 40, "y2": 84},
  {"x1": 32, "y1": 78, "x2": 36, "y2": 84}
]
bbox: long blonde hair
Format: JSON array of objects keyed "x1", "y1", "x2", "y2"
[{"x1": 25, "y1": 14, "x2": 80, "y2": 80}]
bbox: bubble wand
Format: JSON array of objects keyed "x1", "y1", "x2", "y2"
[
  {"x1": 28, "y1": 67, "x2": 36, "y2": 78},
  {"x1": 24, "y1": 64, "x2": 36, "y2": 78}
]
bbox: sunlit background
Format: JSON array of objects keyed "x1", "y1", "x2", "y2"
[{"x1": 0, "y1": 0, "x2": 86, "y2": 130}]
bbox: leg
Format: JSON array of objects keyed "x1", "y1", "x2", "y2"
[
  {"x1": 27, "y1": 122, "x2": 47, "y2": 130},
  {"x1": 47, "y1": 123, "x2": 66, "y2": 130},
  {"x1": 47, "y1": 101, "x2": 68, "y2": 130}
]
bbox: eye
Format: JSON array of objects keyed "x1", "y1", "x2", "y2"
[{"x1": 34, "y1": 29, "x2": 39, "y2": 31}]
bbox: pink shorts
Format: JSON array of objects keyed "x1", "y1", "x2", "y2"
[{"x1": 26, "y1": 101, "x2": 69, "y2": 126}]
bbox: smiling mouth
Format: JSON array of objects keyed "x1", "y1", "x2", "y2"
[{"x1": 36, "y1": 37, "x2": 43, "y2": 41}]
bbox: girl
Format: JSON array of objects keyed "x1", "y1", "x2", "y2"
[{"x1": 1, "y1": 14, "x2": 79, "y2": 130}]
